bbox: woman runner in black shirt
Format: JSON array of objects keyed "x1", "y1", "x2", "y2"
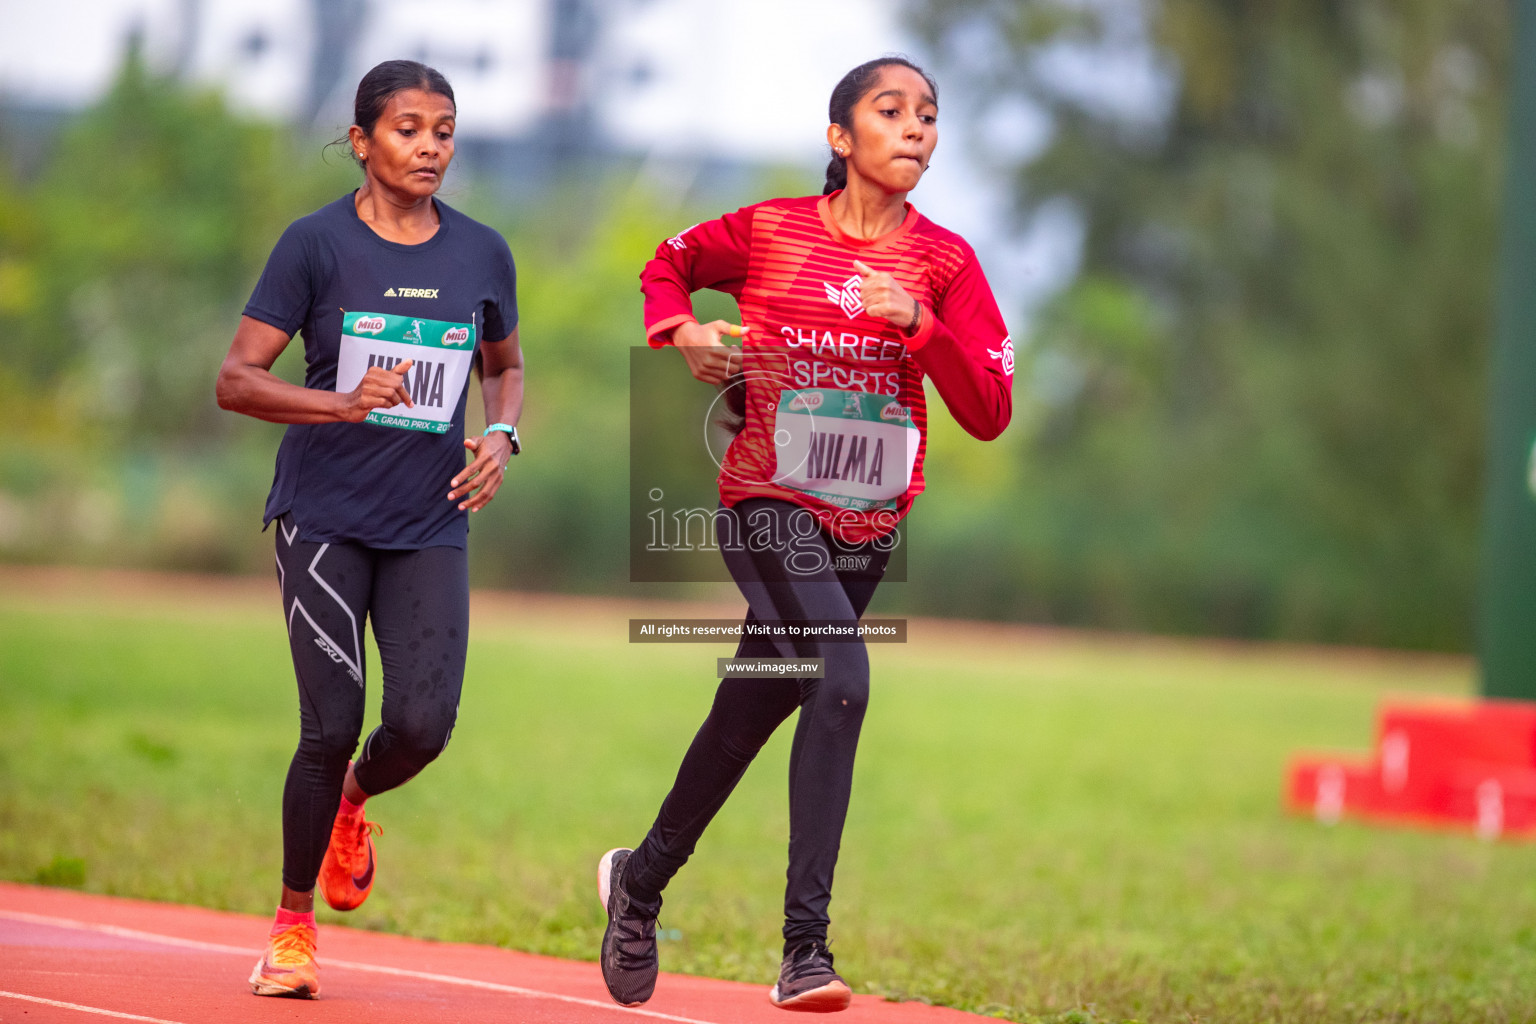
[{"x1": 216, "y1": 59, "x2": 523, "y2": 1000}]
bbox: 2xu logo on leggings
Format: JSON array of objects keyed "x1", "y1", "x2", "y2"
[
  {"x1": 335, "y1": 310, "x2": 476, "y2": 433},
  {"x1": 773, "y1": 388, "x2": 919, "y2": 512}
]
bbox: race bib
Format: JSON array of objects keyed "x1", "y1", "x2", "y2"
[
  {"x1": 336, "y1": 311, "x2": 475, "y2": 433},
  {"x1": 773, "y1": 388, "x2": 919, "y2": 510}
]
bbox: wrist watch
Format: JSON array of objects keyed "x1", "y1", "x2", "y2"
[{"x1": 483, "y1": 422, "x2": 521, "y2": 455}]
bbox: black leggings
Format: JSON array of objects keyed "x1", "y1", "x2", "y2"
[
  {"x1": 273, "y1": 516, "x2": 468, "y2": 892},
  {"x1": 624, "y1": 498, "x2": 891, "y2": 950}
]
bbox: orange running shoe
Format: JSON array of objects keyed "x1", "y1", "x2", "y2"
[
  {"x1": 249, "y1": 922, "x2": 319, "y2": 998},
  {"x1": 318, "y1": 803, "x2": 382, "y2": 911}
]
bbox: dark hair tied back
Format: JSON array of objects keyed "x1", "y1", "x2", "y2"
[
  {"x1": 333, "y1": 59, "x2": 456, "y2": 167},
  {"x1": 823, "y1": 55, "x2": 937, "y2": 195}
]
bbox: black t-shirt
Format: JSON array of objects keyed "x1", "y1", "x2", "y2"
[{"x1": 244, "y1": 192, "x2": 517, "y2": 549}]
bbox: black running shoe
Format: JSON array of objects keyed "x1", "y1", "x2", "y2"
[
  {"x1": 769, "y1": 939, "x2": 852, "y2": 1012},
  {"x1": 597, "y1": 847, "x2": 658, "y2": 1006}
]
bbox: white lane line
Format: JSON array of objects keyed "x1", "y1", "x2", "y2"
[
  {"x1": 0, "y1": 991, "x2": 188, "y2": 1024},
  {"x1": 0, "y1": 911, "x2": 253, "y2": 956},
  {"x1": 0, "y1": 910, "x2": 719, "y2": 1024}
]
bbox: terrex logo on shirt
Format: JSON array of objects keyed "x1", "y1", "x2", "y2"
[
  {"x1": 383, "y1": 287, "x2": 440, "y2": 298},
  {"x1": 824, "y1": 274, "x2": 864, "y2": 319}
]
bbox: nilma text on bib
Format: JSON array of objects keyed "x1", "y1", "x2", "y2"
[
  {"x1": 773, "y1": 388, "x2": 919, "y2": 511},
  {"x1": 335, "y1": 311, "x2": 476, "y2": 433}
]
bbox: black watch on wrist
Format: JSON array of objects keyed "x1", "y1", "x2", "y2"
[{"x1": 483, "y1": 423, "x2": 521, "y2": 455}]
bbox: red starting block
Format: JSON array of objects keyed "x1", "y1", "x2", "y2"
[{"x1": 1285, "y1": 700, "x2": 1536, "y2": 839}]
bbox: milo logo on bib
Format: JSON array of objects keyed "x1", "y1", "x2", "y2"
[
  {"x1": 335, "y1": 311, "x2": 476, "y2": 433},
  {"x1": 773, "y1": 387, "x2": 920, "y2": 511}
]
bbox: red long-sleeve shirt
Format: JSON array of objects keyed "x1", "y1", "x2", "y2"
[{"x1": 641, "y1": 192, "x2": 1014, "y2": 543}]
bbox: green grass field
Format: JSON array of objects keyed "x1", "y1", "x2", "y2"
[{"x1": 2, "y1": 568, "x2": 1532, "y2": 1023}]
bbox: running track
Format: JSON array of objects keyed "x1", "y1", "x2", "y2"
[{"x1": 0, "y1": 883, "x2": 987, "y2": 1023}]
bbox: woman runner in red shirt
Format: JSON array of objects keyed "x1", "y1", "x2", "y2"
[{"x1": 599, "y1": 56, "x2": 1012, "y2": 1013}]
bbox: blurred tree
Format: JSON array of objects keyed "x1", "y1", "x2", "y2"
[
  {"x1": 0, "y1": 51, "x2": 722, "y2": 585},
  {"x1": 0, "y1": 47, "x2": 355, "y2": 569},
  {"x1": 906, "y1": 0, "x2": 1508, "y2": 648},
  {"x1": 7, "y1": 45, "x2": 350, "y2": 444},
  {"x1": 5, "y1": 17, "x2": 1508, "y2": 648}
]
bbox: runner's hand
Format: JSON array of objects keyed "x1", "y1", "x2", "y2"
[
  {"x1": 450, "y1": 433, "x2": 512, "y2": 511},
  {"x1": 339, "y1": 358, "x2": 415, "y2": 421},
  {"x1": 672, "y1": 320, "x2": 748, "y2": 385},
  {"x1": 852, "y1": 260, "x2": 918, "y2": 329}
]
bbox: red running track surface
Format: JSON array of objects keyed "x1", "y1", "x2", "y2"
[{"x1": 0, "y1": 883, "x2": 987, "y2": 1023}]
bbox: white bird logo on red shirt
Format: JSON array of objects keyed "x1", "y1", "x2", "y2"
[
  {"x1": 824, "y1": 274, "x2": 864, "y2": 319},
  {"x1": 987, "y1": 337, "x2": 1016, "y2": 375}
]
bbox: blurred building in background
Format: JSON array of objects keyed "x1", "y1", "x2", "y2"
[
  {"x1": 2, "y1": 0, "x2": 899, "y2": 166},
  {"x1": 0, "y1": 0, "x2": 1056, "y2": 315}
]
